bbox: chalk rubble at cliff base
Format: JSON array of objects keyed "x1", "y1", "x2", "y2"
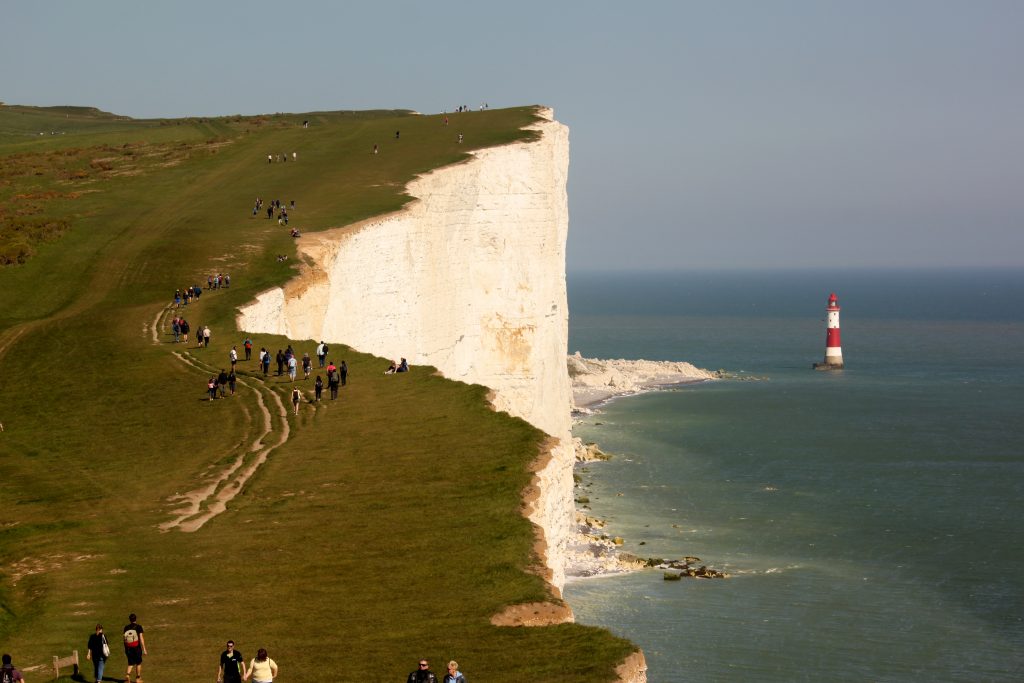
[{"x1": 568, "y1": 351, "x2": 720, "y2": 410}]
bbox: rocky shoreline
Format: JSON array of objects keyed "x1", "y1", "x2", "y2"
[{"x1": 565, "y1": 354, "x2": 722, "y2": 579}]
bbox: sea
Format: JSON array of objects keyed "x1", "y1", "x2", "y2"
[{"x1": 562, "y1": 269, "x2": 1024, "y2": 683}]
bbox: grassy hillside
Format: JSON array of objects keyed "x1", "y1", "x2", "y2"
[{"x1": 0, "y1": 104, "x2": 635, "y2": 682}]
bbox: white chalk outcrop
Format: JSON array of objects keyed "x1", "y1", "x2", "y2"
[
  {"x1": 238, "y1": 108, "x2": 576, "y2": 591},
  {"x1": 569, "y1": 352, "x2": 719, "y2": 409}
]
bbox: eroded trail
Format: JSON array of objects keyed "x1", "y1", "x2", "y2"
[{"x1": 151, "y1": 306, "x2": 295, "y2": 532}]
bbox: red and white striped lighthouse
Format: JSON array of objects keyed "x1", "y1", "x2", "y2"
[{"x1": 814, "y1": 292, "x2": 844, "y2": 369}]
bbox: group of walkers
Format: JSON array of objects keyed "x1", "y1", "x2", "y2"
[
  {"x1": 9, "y1": 629, "x2": 466, "y2": 683},
  {"x1": 79, "y1": 613, "x2": 283, "y2": 683},
  {"x1": 172, "y1": 275, "x2": 231, "y2": 308},
  {"x1": 82, "y1": 614, "x2": 147, "y2": 683},
  {"x1": 173, "y1": 285, "x2": 202, "y2": 308},
  {"x1": 194, "y1": 334, "x2": 349, "y2": 410},
  {"x1": 170, "y1": 317, "x2": 210, "y2": 346},
  {"x1": 407, "y1": 658, "x2": 468, "y2": 683}
]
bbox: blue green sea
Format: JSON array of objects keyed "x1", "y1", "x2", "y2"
[{"x1": 563, "y1": 269, "x2": 1024, "y2": 682}]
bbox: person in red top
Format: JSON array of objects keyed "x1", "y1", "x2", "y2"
[{"x1": 122, "y1": 613, "x2": 147, "y2": 682}]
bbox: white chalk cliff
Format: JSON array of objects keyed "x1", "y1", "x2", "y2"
[{"x1": 238, "y1": 108, "x2": 576, "y2": 591}]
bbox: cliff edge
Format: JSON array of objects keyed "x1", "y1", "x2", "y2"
[{"x1": 237, "y1": 107, "x2": 645, "y2": 679}]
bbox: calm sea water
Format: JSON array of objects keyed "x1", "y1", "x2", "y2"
[{"x1": 563, "y1": 269, "x2": 1024, "y2": 682}]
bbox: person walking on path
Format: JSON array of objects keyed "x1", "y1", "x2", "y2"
[
  {"x1": 314, "y1": 375, "x2": 323, "y2": 402},
  {"x1": 302, "y1": 353, "x2": 312, "y2": 379},
  {"x1": 244, "y1": 338, "x2": 253, "y2": 361},
  {"x1": 340, "y1": 360, "x2": 348, "y2": 387},
  {"x1": 408, "y1": 659, "x2": 438, "y2": 683},
  {"x1": 86, "y1": 624, "x2": 109, "y2": 683},
  {"x1": 0, "y1": 654, "x2": 24, "y2": 683},
  {"x1": 208, "y1": 377, "x2": 218, "y2": 401},
  {"x1": 203, "y1": 326, "x2": 212, "y2": 348},
  {"x1": 181, "y1": 319, "x2": 190, "y2": 344},
  {"x1": 261, "y1": 349, "x2": 271, "y2": 376},
  {"x1": 316, "y1": 341, "x2": 327, "y2": 368},
  {"x1": 291, "y1": 387, "x2": 301, "y2": 415},
  {"x1": 171, "y1": 317, "x2": 181, "y2": 343},
  {"x1": 122, "y1": 613, "x2": 147, "y2": 683},
  {"x1": 327, "y1": 370, "x2": 339, "y2": 400},
  {"x1": 275, "y1": 350, "x2": 285, "y2": 376},
  {"x1": 218, "y1": 640, "x2": 246, "y2": 683},
  {"x1": 442, "y1": 661, "x2": 466, "y2": 683},
  {"x1": 287, "y1": 355, "x2": 297, "y2": 381},
  {"x1": 217, "y1": 369, "x2": 229, "y2": 398},
  {"x1": 230, "y1": 347, "x2": 238, "y2": 370},
  {"x1": 244, "y1": 648, "x2": 277, "y2": 683},
  {"x1": 228, "y1": 369, "x2": 237, "y2": 396}
]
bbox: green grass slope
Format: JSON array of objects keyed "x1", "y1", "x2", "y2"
[{"x1": 0, "y1": 105, "x2": 635, "y2": 682}]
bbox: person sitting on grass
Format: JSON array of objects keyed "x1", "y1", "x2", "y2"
[{"x1": 397, "y1": 357, "x2": 409, "y2": 373}]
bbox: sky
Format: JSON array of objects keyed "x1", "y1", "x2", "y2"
[{"x1": 3, "y1": 1, "x2": 1023, "y2": 271}]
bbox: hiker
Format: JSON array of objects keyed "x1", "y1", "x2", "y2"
[
  {"x1": 267, "y1": 154, "x2": 272, "y2": 164},
  {"x1": 373, "y1": 144, "x2": 378, "y2": 155},
  {"x1": 122, "y1": 613, "x2": 147, "y2": 683},
  {"x1": 0, "y1": 654, "x2": 24, "y2": 683},
  {"x1": 171, "y1": 317, "x2": 181, "y2": 343},
  {"x1": 287, "y1": 354, "x2": 297, "y2": 381},
  {"x1": 396, "y1": 130, "x2": 400, "y2": 139},
  {"x1": 458, "y1": 133, "x2": 464, "y2": 144},
  {"x1": 314, "y1": 375, "x2": 323, "y2": 402},
  {"x1": 245, "y1": 648, "x2": 277, "y2": 683},
  {"x1": 302, "y1": 353, "x2": 312, "y2": 379},
  {"x1": 275, "y1": 349, "x2": 285, "y2": 376},
  {"x1": 327, "y1": 368, "x2": 339, "y2": 400},
  {"x1": 291, "y1": 388, "x2": 301, "y2": 415},
  {"x1": 442, "y1": 661, "x2": 466, "y2": 683},
  {"x1": 203, "y1": 325, "x2": 211, "y2": 348},
  {"x1": 181, "y1": 319, "x2": 190, "y2": 343},
  {"x1": 340, "y1": 360, "x2": 348, "y2": 387},
  {"x1": 218, "y1": 640, "x2": 246, "y2": 683},
  {"x1": 230, "y1": 346, "x2": 238, "y2": 369},
  {"x1": 316, "y1": 341, "x2": 327, "y2": 368},
  {"x1": 208, "y1": 377, "x2": 218, "y2": 401},
  {"x1": 261, "y1": 348, "x2": 271, "y2": 376},
  {"x1": 228, "y1": 369, "x2": 237, "y2": 395},
  {"x1": 407, "y1": 659, "x2": 438, "y2": 683},
  {"x1": 86, "y1": 624, "x2": 109, "y2": 683},
  {"x1": 244, "y1": 337, "x2": 253, "y2": 361},
  {"x1": 217, "y1": 369, "x2": 229, "y2": 397}
]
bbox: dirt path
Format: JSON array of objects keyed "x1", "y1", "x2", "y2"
[{"x1": 153, "y1": 316, "x2": 294, "y2": 532}]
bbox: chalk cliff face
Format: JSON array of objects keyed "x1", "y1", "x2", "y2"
[{"x1": 238, "y1": 109, "x2": 575, "y2": 590}]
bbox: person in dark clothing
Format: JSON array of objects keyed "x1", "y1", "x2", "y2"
[
  {"x1": 275, "y1": 350, "x2": 285, "y2": 376},
  {"x1": 217, "y1": 640, "x2": 245, "y2": 683},
  {"x1": 228, "y1": 370, "x2": 237, "y2": 396},
  {"x1": 407, "y1": 659, "x2": 437, "y2": 683},
  {"x1": 0, "y1": 654, "x2": 24, "y2": 683},
  {"x1": 86, "y1": 624, "x2": 109, "y2": 683},
  {"x1": 328, "y1": 370, "x2": 339, "y2": 400},
  {"x1": 217, "y1": 369, "x2": 229, "y2": 397},
  {"x1": 314, "y1": 375, "x2": 323, "y2": 402},
  {"x1": 340, "y1": 360, "x2": 348, "y2": 387}
]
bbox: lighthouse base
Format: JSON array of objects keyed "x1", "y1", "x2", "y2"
[{"x1": 813, "y1": 360, "x2": 844, "y2": 370}]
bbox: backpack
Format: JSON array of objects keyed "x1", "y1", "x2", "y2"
[
  {"x1": 322, "y1": 344, "x2": 329, "y2": 355},
  {"x1": 2, "y1": 666, "x2": 16, "y2": 683}
]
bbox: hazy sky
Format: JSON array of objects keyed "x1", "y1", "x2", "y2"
[{"x1": 4, "y1": 1, "x2": 1022, "y2": 271}]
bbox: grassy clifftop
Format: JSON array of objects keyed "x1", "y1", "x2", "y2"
[{"x1": 0, "y1": 105, "x2": 634, "y2": 682}]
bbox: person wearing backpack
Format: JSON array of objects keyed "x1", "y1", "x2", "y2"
[
  {"x1": 0, "y1": 654, "x2": 24, "y2": 683},
  {"x1": 86, "y1": 624, "x2": 109, "y2": 683},
  {"x1": 122, "y1": 613, "x2": 147, "y2": 683}
]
